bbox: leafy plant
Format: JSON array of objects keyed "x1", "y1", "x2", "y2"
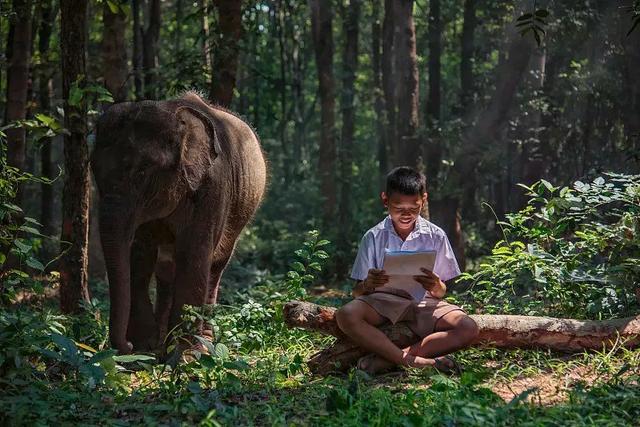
[{"x1": 462, "y1": 174, "x2": 640, "y2": 318}]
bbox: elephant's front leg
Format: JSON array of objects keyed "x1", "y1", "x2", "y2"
[
  {"x1": 128, "y1": 227, "x2": 159, "y2": 351},
  {"x1": 168, "y1": 227, "x2": 218, "y2": 350}
]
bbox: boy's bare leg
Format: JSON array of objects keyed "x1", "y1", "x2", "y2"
[
  {"x1": 361, "y1": 310, "x2": 479, "y2": 373},
  {"x1": 335, "y1": 300, "x2": 436, "y2": 369},
  {"x1": 407, "y1": 311, "x2": 479, "y2": 359}
]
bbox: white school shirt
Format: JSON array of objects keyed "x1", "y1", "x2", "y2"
[{"x1": 350, "y1": 215, "x2": 462, "y2": 301}]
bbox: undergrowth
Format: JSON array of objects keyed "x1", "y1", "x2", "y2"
[{"x1": 1, "y1": 157, "x2": 640, "y2": 425}]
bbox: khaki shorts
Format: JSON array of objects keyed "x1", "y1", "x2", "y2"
[{"x1": 356, "y1": 289, "x2": 465, "y2": 338}]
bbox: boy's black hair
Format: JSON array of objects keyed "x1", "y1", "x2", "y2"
[{"x1": 385, "y1": 166, "x2": 427, "y2": 196}]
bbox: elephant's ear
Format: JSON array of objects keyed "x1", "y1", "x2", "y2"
[{"x1": 175, "y1": 106, "x2": 222, "y2": 192}]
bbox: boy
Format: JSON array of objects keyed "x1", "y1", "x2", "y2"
[{"x1": 336, "y1": 167, "x2": 479, "y2": 374}]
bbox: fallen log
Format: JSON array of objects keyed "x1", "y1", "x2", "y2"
[{"x1": 283, "y1": 300, "x2": 640, "y2": 375}]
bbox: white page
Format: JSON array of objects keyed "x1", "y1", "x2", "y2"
[{"x1": 382, "y1": 250, "x2": 437, "y2": 300}]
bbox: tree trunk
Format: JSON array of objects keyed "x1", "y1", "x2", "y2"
[
  {"x1": 459, "y1": 0, "x2": 475, "y2": 109},
  {"x1": 309, "y1": 0, "x2": 337, "y2": 225},
  {"x1": 371, "y1": 0, "x2": 387, "y2": 187},
  {"x1": 102, "y1": 1, "x2": 128, "y2": 102},
  {"x1": 381, "y1": 0, "x2": 396, "y2": 166},
  {"x1": 425, "y1": 0, "x2": 440, "y2": 127},
  {"x1": 454, "y1": 15, "x2": 535, "y2": 220},
  {"x1": 336, "y1": 0, "x2": 360, "y2": 279},
  {"x1": 210, "y1": 0, "x2": 242, "y2": 107},
  {"x1": 283, "y1": 300, "x2": 640, "y2": 375},
  {"x1": 622, "y1": 6, "x2": 640, "y2": 156},
  {"x1": 142, "y1": 0, "x2": 161, "y2": 100},
  {"x1": 5, "y1": 0, "x2": 32, "y2": 205},
  {"x1": 38, "y1": 0, "x2": 55, "y2": 237},
  {"x1": 517, "y1": 46, "x2": 546, "y2": 209},
  {"x1": 392, "y1": 0, "x2": 420, "y2": 170},
  {"x1": 59, "y1": 0, "x2": 91, "y2": 313},
  {"x1": 132, "y1": 0, "x2": 143, "y2": 99},
  {"x1": 198, "y1": 0, "x2": 212, "y2": 77}
]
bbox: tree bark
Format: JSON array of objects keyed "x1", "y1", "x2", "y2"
[
  {"x1": 392, "y1": 0, "x2": 420, "y2": 170},
  {"x1": 309, "y1": 0, "x2": 337, "y2": 225},
  {"x1": 381, "y1": 0, "x2": 396, "y2": 165},
  {"x1": 336, "y1": 0, "x2": 360, "y2": 279},
  {"x1": 426, "y1": 0, "x2": 441, "y2": 127},
  {"x1": 283, "y1": 300, "x2": 640, "y2": 375},
  {"x1": 37, "y1": 0, "x2": 56, "y2": 237},
  {"x1": 142, "y1": 0, "x2": 161, "y2": 100},
  {"x1": 621, "y1": 2, "x2": 640, "y2": 161},
  {"x1": 132, "y1": 0, "x2": 143, "y2": 99},
  {"x1": 199, "y1": 0, "x2": 212, "y2": 77},
  {"x1": 210, "y1": 0, "x2": 242, "y2": 107},
  {"x1": 4, "y1": 0, "x2": 32, "y2": 205},
  {"x1": 371, "y1": 0, "x2": 387, "y2": 187},
  {"x1": 102, "y1": 0, "x2": 128, "y2": 102},
  {"x1": 59, "y1": 0, "x2": 91, "y2": 313},
  {"x1": 459, "y1": 0, "x2": 475, "y2": 109},
  {"x1": 454, "y1": 16, "x2": 535, "y2": 220}
]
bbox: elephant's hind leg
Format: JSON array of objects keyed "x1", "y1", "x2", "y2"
[{"x1": 127, "y1": 226, "x2": 159, "y2": 351}]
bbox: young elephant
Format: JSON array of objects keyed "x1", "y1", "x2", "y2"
[{"x1": 91, "y1": 92, "x2": 267, "y2": 354}]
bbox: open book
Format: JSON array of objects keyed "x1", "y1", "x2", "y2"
[{"x1": 382, "y1": 250, "x2": 437, "y2": 300}]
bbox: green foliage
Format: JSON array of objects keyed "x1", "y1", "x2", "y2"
[
  {"x1": 462, "y1": 173, "x2": 640, "y2": 318},
  {"x1": 626, "y1": 0, "x2": 640, "y2": 36},
  {"x1": 517, "y1": 9, "x2": 549, "y2": 46}
]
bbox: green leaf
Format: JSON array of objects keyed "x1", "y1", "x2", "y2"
[
  {"x1": 316, "y1": 240, "x2": 330, "y2": 247},
  {"x1": 291, "y1": 261, "x2": 305, "y2": 272},
  {"x1": 25, "y1": 257, "x2": 45, "y2": 271},
  {"x1": 287, "y1": 271, "x2": 300, "y2": 279},
  {"x1": 212, "y1": 343, "x2": 229, "y2": 360},
  {"x1": 13, "y1": 239, "x2": 31, "y2": 254},
  {"x1": 113, "y1": 354, "x2": 155, "y2": 363},
  {"x1": 68, "y1": 84, "x2": 83, "y2": 107},
  {"x1": 106, "y1": 0, "x2": 119, "y2": 14}
]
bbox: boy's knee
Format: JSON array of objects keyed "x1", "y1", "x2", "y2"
[
  {"x1": 336, "y1": 303, "x2": 363, "y2": 332},
  {"x1": 459, "y1": 316, "x2": 479, "y2": 342}
]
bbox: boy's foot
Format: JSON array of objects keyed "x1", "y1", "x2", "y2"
[
  {"x1": 433, "y1": 355, "x2": 462, "y2": 375},
  {"x1": 356, "y1": 353, "x2": 398, "y2": 375}
]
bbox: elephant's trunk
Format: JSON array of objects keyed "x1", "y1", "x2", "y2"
[{"x1": 99, "y1": 196, "x2": 135, "y2": 354}]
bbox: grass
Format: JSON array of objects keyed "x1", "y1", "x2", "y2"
[{"x1": 1, "y1": 279, "x2": 639, "y2": 427}]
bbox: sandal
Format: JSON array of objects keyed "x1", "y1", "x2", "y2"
[{"x1": 433, "y1": 355, "x2": 462, "y2": 375}]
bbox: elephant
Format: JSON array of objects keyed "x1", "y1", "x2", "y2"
[{"x1": 91, "y1": 92, "x2": 267, "y2": 355}]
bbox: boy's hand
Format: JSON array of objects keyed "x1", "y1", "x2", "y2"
[
  {"x1": 363, "y1": 268, "x2": 389, "y2": 293},
  {"x1": 413, "y1": 268, "x2": 446, "y2": 298}
]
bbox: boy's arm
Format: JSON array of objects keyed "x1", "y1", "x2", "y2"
[
  {"x1": 352, "y1": 280, "x2": 367, "y2": 298},
  {"x1": 413, "y1": 268, "x2": 447, "y2": 299},
  {"x1": 351, "y1": 269, "x2": 388, "y2": 298}
]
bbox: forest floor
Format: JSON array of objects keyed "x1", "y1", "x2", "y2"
[{"x1": 1, "y1": 281, "x2": 640, "y2": 426}]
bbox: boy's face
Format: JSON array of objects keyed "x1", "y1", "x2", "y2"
[{"x1": 381, "y1": 191, "x2": 427, "y2": 233}]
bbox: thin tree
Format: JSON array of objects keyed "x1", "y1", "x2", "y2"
[
  {"x1": 210, "y1": 0, "x2": 242, "y2": 106},
  {"x1": 4, "y1": 0, "x2": 32, "y2": 205},
  {"x1": 59, "y1": 0, "x2": 91, "y2": 313},
  {"x1": 309, "y1": 0, "x2": 337, "y2": 224},
  {"x1": 460, "y1": 0, "x2": 476, "y2": 110},
  {"x1": 381, "y1": 0, "x2": 396, "y2": 164},
  {"x1": 142, "y1": 0, "x2": 161, "y2": 99},
  {"x1": 337, "y1": 0, "x2": 360, "y2": 277},
  {"x1": 38, "y1": 0, "x2": 56, "y2": 237},
  {"x1": 372, "y1": 0, "x2": 387, "y2": 184},
  {"x1": 132, "y1": 0, "x2": 143, "y2": 99},
  {"x1": 102, "y1": 0, "x2": 128, "y2": 102}
]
